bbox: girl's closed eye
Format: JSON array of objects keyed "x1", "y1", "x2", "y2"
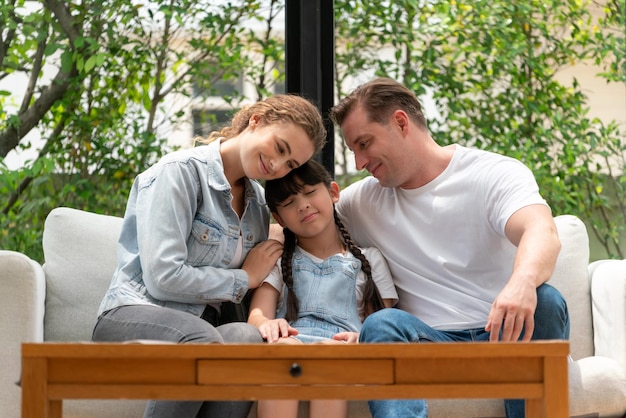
[
  {"x1": 281, "y1": 199, "x2": 294, "y2": 207},
  {"x1": 302, "y1": 186, "x2": 317, "y2": 195}
]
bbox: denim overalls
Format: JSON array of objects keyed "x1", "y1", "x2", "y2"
[{"x1": 277, "y1": 247, "x2": 363, "y2": 343}]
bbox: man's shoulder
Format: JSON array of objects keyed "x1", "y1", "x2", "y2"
[
  {"x1": 343, "y1": 175, "x2": 383, "y2": 195},
  {"x1": 453, "y1": 146, "x2": 532, "y2": 182},
  {"x1": 457, "y1": 145, "x2": 525, "y2": 166}
]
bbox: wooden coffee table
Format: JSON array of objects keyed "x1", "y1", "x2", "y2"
[{"x1": 21, "y1": 341, "x2": 569, "y2": 418}]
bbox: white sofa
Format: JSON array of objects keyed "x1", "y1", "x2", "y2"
[{"x1": 1, "y1": 207, "x2": 625, "y2": 418}]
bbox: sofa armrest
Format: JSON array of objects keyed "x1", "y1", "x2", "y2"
[
  {"x1": 589, "y1": 259, "x2": 626, "y2": 371},
  {"x1": 0, "y1": 250, "x2": 45, "y2": 343},
  {"x1": 0, "y1": 250, "x2": 46, "y2": 417}
]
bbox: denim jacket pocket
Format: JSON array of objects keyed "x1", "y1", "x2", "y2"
[{"x1": 186, "y1": 218, "x2": 223, "y2": 266}]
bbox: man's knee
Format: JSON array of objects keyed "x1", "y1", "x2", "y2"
[
  {"x1": 361, "y1": 309, "x2": 397, "y2": 341},
  {"x1": 536, "y1": 284, "x2": 568, "y2": 318},
  {"x1": 360, "y1": 308, "x2": 417, "y2": 343},
  {"x1": 534, "y1": 283, "x2": 570, "y2": 339}
]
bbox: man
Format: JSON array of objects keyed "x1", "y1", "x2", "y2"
[{"x1": 330, "y1": 77, "x2": 570, "y2": 418}]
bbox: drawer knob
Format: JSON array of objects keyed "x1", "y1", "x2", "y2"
[{"x1": 289, "y1": 362, "x2": 302, "y2": 377}]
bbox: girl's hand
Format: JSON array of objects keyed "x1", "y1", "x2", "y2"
[
  {"x1": 242, "y1": 240, "x2": 283, "y2": 288},
  {"x1": 332, "y1": 332, "x2": 360, "y2": 344},
  {"x1": 258, "y1": 318, "x2": 299, "y2": 343}
]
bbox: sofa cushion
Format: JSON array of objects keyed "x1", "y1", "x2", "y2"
[
  {"x1": 590, "y1": 259, "x2": 626, "y2": 371},
  {"x1": 42, "y1": 207, "x2": 123, "y2": 341},
  {"x1": 569, "y1": 355, "x2": 626, "y2": 417},
  {"x1": 550, "y1": 215, "x2": 593, "y2": 360}
]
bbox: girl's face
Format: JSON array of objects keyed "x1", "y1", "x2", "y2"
[
  {"x1": 241, "y1": 116, "x2": 315, "y2": 180},
  {"x1": 272, "y1": 181, "x2": 340, "y2": 239}
]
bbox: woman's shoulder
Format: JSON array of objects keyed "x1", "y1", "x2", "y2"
[{"x1": 139, "y1": 145, "x2": 217, "y2": 178}]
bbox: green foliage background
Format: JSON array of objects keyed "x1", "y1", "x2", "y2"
[{"x1": 1, "y1": 0, "x2": 624, "y2": 262}]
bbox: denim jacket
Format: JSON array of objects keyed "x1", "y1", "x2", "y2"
[{"x1": 97, "y1": 140, "x2": 269, "y2": 318}]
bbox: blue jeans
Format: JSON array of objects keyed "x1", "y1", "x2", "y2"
[
  {"x1": 359, "y1": 283, "x2": 570, "y2": 418},
  {"x1": 92, "y1": 304, "x2": 264, "y2": 418}
]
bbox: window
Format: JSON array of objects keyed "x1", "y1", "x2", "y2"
[
  {"x1": 274, "y1": 78, "x2": 285, "y2": 94},
  {"x1": 192, "y1": 109, "x2": 234, "y2": 138},
  {"x1": 193, "y1": 74, "x2": 243, "y2": 99}
]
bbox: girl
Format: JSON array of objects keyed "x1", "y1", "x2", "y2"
[
  {"x1": 248, "y1": 159, "x2": 398, "y2": 418},
  {"x1": 92, "y1": 94, "x2": 326, "y2": 418}
]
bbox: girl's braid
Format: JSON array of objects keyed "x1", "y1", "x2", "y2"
[
  {"x1": 281, "y1": 227, "x2": 300, "y2": 323},
  {"x1": 334, "y1": 210, "x2": 385, "y2": 319}
]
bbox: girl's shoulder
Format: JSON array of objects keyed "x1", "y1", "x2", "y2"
[
  {"x1": 359, "y1": 247, "x2": 393, "y2": 281},
  {"x1": 360, "y1": 246, "x2": 384, "y2": 262}
]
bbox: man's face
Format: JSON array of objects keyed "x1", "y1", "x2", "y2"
[{"x1": 340, "y1": 106, "x2": 408, "y2": 188}]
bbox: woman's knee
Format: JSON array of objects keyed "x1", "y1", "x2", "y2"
[
  {"x1": 93, "y1": 305, "x2": 225, "y2": 343},
  {"x1": 217, "y1": 322, "x2": 263, "y2": 343}
]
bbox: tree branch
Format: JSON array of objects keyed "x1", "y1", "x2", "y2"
[{"x1": 0, "y1": 66, "x2": 76, "y2": 158}]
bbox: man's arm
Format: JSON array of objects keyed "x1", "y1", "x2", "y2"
[{"x1": 485, "y1": 204, "x2": 561, "y2": 342}]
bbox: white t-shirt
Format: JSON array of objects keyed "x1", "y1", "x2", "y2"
[
  {"x1": 336, "y1": 145, "x2": 548, "y2": 330},
  {"x1": 263, "y1": 246, "x2": 398, "y2": 321}
]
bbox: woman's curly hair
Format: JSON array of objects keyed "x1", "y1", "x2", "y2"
[{"x1": 199, "y1": 94, "x2": 326, "y2": 154}]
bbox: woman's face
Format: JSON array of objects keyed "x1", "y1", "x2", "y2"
[{"x1": 241, "y1": 118, "x2": 315, "y2": 180}]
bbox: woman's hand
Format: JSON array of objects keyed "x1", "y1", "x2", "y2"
[
  {"x1": 242, "y1": 239, "x2": 283, "y2": 288},
  {"x1": 258, "y1": 318, "x2": 299, "y2": 343}
]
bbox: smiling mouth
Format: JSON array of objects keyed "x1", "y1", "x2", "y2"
[
  {"x1": 368, "y1": 163, "x2": 382, "y2": 177},
  {"x1": 301, "y1": 213, "x2": 317, "y2": 223},
  {"x1": 260, "y1": 156, "x2": 270, "y2": 176}
]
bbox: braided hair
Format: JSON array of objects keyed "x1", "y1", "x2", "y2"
[
  {"x1": 265, "y1": 159, "x2": 385, "y2": 323},
  {"x1": 333, "y1": 210, "x2": 385, "y2": 319}
]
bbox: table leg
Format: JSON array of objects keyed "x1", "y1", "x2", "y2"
[
  {"x1": 50, "y1": 400, "x2": 62, "y2": 418},
  {"x1": 525, "y1": 398, "x2": 544, "y2": 418},
  {"x1": 544, "y1": 356, "x2": 569, "y2": 418},
  {"x1": 21, "y1": 357, "x2": 48, "y2": 418}
]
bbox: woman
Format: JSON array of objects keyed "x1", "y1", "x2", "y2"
[{"x1": 92, "y1": 94, "x2": 326, "y2": 418}]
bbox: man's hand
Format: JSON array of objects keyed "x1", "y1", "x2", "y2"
[
  {"x1": 241, "y1": 239, "x2": 283, "y2": 288},
  {"x1": 485, "y1": 278, "x2": 537, "y2": 342},
  {"x1": 486, "y1": 204, "x2": 560, "y2": 342}
]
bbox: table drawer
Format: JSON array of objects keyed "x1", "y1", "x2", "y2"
[{"x1": 197, "y1": 358, "x2": 394, "y2": 385}]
